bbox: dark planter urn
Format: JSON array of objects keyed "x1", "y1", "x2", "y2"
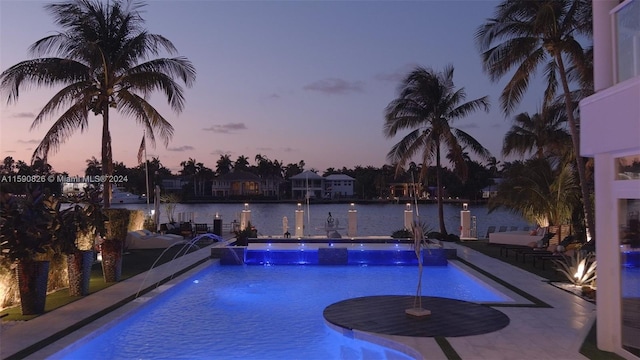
[
  {"x1": 16, "y1": 259, "x2": 50, "y2": 315},
  {"x1": 67, "y1": 250, "x2": 94, "y2": 296},
  {"x1": 101, "y1": 240, "x2": 123, "y2": 283}
]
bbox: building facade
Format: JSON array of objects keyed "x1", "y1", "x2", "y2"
[
  {"x1": 211, "y1": 171, "x2": 261, "y2": 197},
  {"x1": 290, "y1": 171, "x2": 355, "y2": 200},
  {"x1": 579, "y1": 0, "x2": 640, "y2": 358},
  {"x1": 324, "y1": 174, "x2": 355, "y2": 199}
]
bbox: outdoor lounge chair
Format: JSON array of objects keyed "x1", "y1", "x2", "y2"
[
  {"x1": 125, "y1": 230, "x2": 185, "y2": 250},
  {"x1": 529, "y1": 235, "x2": 578, "y2": 269},
  {"x1": 533, "y1": 252, "x2": 572, "y2": 270},
  {"x1": 511, "y1": 233, "x2": 556, "y2": 262},
  {"x1": 194, "y1": 223, "x2": 209, "y2": 235},
  {"x1": 180, "y1": 222, "x2": 193, "y2": 238},
  {"x1": 485, "y1": 226, "x2": 496, "y2": 239}
]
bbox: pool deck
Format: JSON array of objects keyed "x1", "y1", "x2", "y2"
[{"x1": 1, "y1": 242, "x2": 596, "y2": 360}]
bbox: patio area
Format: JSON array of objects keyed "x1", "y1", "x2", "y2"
[{"x1": 1, "y1": 241, "x2": 603, "y2": 360}]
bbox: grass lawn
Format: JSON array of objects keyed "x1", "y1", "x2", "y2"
[{"x1": 0, "y1": 247, "x2": 200, "y2": 321}]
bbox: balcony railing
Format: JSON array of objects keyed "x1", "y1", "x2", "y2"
[{"x1": 614, "y1": 0, "x2": 640, "y2": 83}]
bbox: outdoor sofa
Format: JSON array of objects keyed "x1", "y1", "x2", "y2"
[
  {"x1": 125, "y1": 229, "x2": 186, "y2": 250},
  {"x1": 489, "y1": 228, "x2": 547, "y2": 246}
]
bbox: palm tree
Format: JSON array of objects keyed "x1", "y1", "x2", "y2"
[
  {"x1": 234, "y1": 155, "x2": 250, "y2": 171},
  {"x1": 216, "y1": 154, "x2": 233, "y2": 175},
  {"x1": 503, "y1": 104, "x2": 572, "y2": 160},
  {"x1": 486, "y1": 156, "x2": 501, "y2": 177},
  {"x1": 475, "y1": 0, "x2": 595, "y2": 239},
  {"x1": 179, "y1": 158, "x2": 203, "y2": 197},
  {"x1": 488, "y1": 157, "x2": 581, "y2": 228},
  {"x1": 384, "y1": 65, "x2": 491, "y2": 235},
  {"x1": 85, "y1": 156, "x2": 102, "y2": 177},
  {"x1": 0, "y1": 157, "x2": 15, "y2": 174},
  {"x1": 0, "y1": 0, "x2": 196, "y2": 207}
]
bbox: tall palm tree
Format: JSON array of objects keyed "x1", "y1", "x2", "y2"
[
  {"x1": 85, "y1": 156, "x2": 102, "y2": 177},
  {"x1": 0, "y1": 0, "x2": 196, "y2": 207},
  {"x1": 215, "y1": 154, "x2": 233, "y2": 175},
  {"x1": 179, "y1": 158, "x2": 203, "y2": 197},
  {"x1": 475, "y1": 0, "x2": 595, "y2": 239},
  {"x1": 503, "y1": 104, "x2": 572, "y2": 160},
  {"x1": 384, "y1": 65, "x2": 491, "y2": 235},
  {"x1": 234, "y1": 155, "x2": 250, "y2": 171},
  {"x1": 486, "y1": 156, "x2": 501, "y2": 177}
]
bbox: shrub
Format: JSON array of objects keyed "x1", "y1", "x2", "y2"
[
  {"x1": 553, "y1": 251, "x2": 597, "y2": 286},
  {"x1": 104, "y1": 208, "x2": 131, "y2": 241},
  {"x1": 391, "y1": 229, "x2": 412, "y2": 238},
  {"x1": 445, "y1": 233, "x2": 460, "y2": 242},
  {"x1": 234, "y1": 221, "x2": 257, "y2": 246}
]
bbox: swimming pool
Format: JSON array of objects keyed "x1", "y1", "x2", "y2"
[{"x1": 51, "y1": 263, "x2": 512, "y2": 359}]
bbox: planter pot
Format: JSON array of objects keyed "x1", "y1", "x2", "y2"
[
  {"x1": 101, "y1": 240, "x2": 123, "y2": 283},
  {"x1": 67, "y1": 250, "x2": 94, "y2": 296},
  {"x1": 16, "y1": 259, "x2": 50, "y2": 315}
]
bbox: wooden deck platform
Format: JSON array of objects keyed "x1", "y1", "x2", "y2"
[{"x1": 323, "y1": 295, "x2": 509, "y2": 337}]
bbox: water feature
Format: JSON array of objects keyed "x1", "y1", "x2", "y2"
[
  {"x1": 115, "y1": 202, "x2": 531, "y2": 238},
  {"x1": 51, "y1": 264, "x2": 511, "y2": 360},
  {"x1": 134, "y1": 234, "x2": 224, "y2": 298}
]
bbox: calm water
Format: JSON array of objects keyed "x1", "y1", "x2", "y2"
[
  {"x1": 116, "y1": 202, "x2": 530, "y2": 238},
  {"x1": 52, "y1": 264, "x2": 510, "y2": 360}
]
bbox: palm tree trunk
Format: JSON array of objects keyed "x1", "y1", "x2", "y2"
[
  {"x1": 435, "y1": 146, "x2": 447, "y2": 235},
  {"x1": 555, "y1": 53, "x2": 596, "y2": 241},
  {"x1": 102, "y1": 105, "x2": 113, "y2": 208}
]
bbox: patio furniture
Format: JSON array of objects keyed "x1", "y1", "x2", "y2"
[
  {"x1": 194, "y1": 223, "x2": 209, "y2": 235},
  {"x1": 179, "y1": 222, "x2": 193, "y2": 238},
  {"x1": 125, "y1": 230, "x2": 186, "y2": 250},
  {"x1": 489, "y1": 229, "x2": 547, "y2": 246},
  {"x1": 485, "y1": 226, "x2": 496, "y2": 239}
]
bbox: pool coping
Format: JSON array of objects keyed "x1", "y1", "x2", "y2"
[{"x1": 0, "y1": 244, "x2": 219, "y2": 360}]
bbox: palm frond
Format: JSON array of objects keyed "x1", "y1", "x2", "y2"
[
  {"x1": 1, "y1": 58, "x2": 90, "y2": 104},
  {"x1": 30, "y1": 81, "x2": 95, "y2": 130},
  {"x1": 32, "y1": 101, "x2": 90, "y2": 161},
  {"x1": 116, "y1": 90, "x2": 174, "y2": 147}
]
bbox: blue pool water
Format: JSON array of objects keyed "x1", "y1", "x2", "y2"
[{"x1": 53, "y1": 264, "x2": 511, "y2": 360}]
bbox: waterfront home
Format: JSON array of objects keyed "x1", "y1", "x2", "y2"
[
  {"x1": 290, "y1": 171, "x2": 355, "y2": 200},
  {"x1": 579, "y1": 0, "x2": 640, "y2": 358},
  {"x1": 323, "y1": 174, "x2": 355, "y2": 199}
]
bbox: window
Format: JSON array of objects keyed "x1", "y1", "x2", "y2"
[{"x1": 616, "y1": 154, "x2": 640, "y2": 180}]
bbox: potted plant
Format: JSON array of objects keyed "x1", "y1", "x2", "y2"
[
  {"x1": 101, "y1": 208, "x2": 130, "y2": 282},
  {"x1": 234, "y1": 221, "x2": 257, "y2": 246},
  {"x1": 0, "y1": 186, "x2": 56, "y2": 315},
  {"x1": 53, "y1": 186, "x2": 106, "y2": 296}
]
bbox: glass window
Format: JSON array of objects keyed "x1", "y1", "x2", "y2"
[
  {"x1": 616, "y1": 155, "x2": 640, "y2": 180},
  {"x1": 620, "y1": 198, "x2": 640, "y2": 356},
  {"x1": 615, "y1": 0, "x2": 640, "y2": 83}
]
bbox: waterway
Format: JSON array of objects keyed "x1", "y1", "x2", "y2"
[{"x1": 113, "y1": 202, "x2": 529, "y2": 238}]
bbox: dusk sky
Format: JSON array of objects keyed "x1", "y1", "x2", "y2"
[{"x1": 0, "y1": 0, "x2": 549, "y2": 176}]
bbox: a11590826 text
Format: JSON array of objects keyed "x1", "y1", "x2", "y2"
[{"x1": 1, "y1": 175, "x2": 128, "y2": 184}]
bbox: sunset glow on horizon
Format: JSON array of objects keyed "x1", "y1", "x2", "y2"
[{"x1": 1, "y1": 0, "x2": 547, "y2": 176}]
